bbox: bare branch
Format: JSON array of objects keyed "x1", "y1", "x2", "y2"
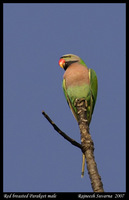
[
  {"x1": 42, "y1": 111, "x2": 82, "y2": 149},
  {"x1": 42, "y1": 105, "x2": 104, "y2": 192},
  {"x1": 74, "y1": 98, "x2": 104, "y2": 192}
]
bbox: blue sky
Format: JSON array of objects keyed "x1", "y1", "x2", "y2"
[{"x1": 3, "y1": 3, "x2": 126, "y2": 192}]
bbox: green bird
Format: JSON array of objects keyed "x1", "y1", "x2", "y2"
[{"x1": 58, "y1": 54, "x2": 98, "y2": 177}]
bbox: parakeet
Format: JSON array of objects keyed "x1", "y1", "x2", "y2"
[{"x1": 58, "y1": 54, "x2": 98, "y2": 177}]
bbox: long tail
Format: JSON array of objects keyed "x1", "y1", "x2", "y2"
[
  {"x1": 74, "y1": 98, "x2": 88, "y2": 178},
  {"x1": 81, "y1": 153, "x2": 85, "y2": 178}
]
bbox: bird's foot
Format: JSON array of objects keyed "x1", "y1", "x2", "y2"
[{"x1": 74, "y1": 98, "x2": 86, "y2": 107}]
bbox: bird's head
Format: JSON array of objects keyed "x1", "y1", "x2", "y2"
[{"x1": 58, "y1": 54, "x2": 86, "y2": 70}]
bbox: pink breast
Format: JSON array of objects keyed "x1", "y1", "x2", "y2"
[{"x1": 63, "y1": 63, "x2": 90, "y2": 88}]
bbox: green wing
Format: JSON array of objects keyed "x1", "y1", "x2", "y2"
[
  {"x1": 89, "y1": 68, "x2": 98, "y2": 116},
  {"x1": 62, "y1": 78, "x2": 78, "y2": 121}
]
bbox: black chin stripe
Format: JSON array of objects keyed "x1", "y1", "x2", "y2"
[{"x1": 64, "y1": 60, "x2": 78, "y2": 70}]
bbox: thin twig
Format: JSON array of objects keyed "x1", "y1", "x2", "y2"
[{"x1": 42, "y1": 111, "x2": 82, "y2": 149}]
